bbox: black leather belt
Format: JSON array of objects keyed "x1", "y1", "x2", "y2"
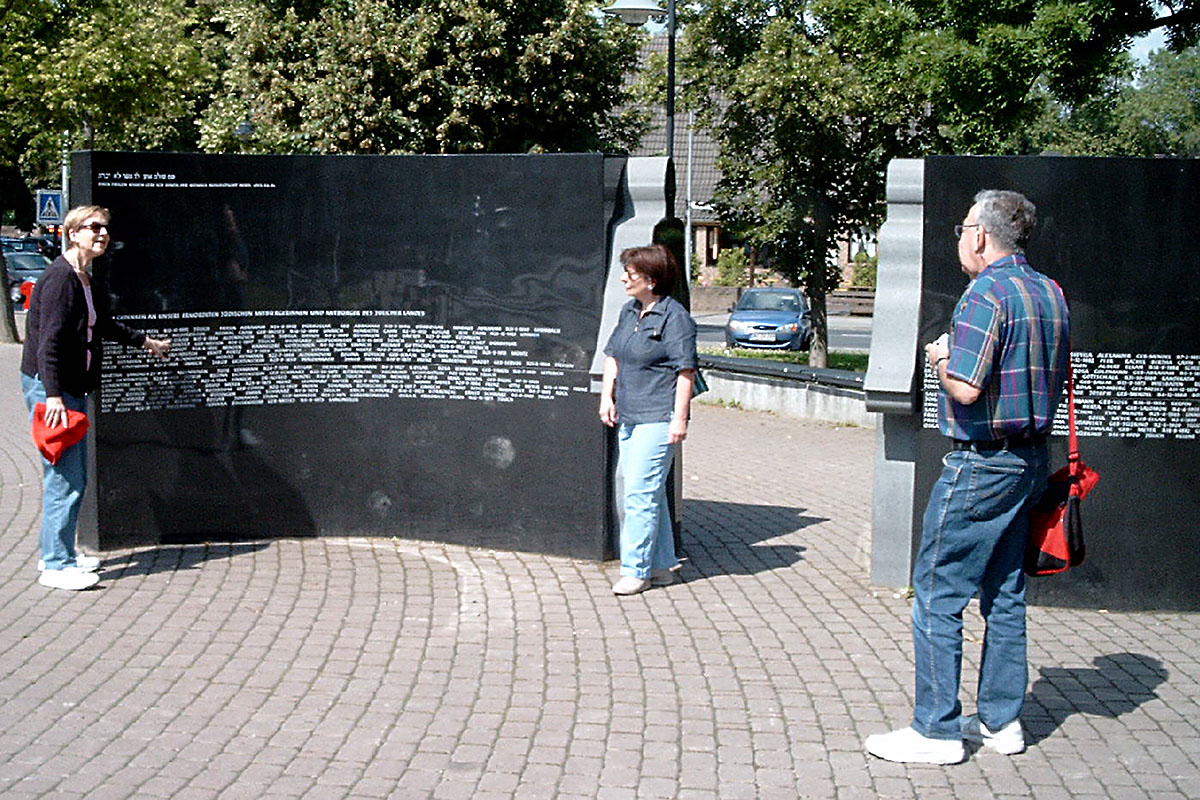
[{"x1": 951, "y1": 433, "x2": 1047, "y2": 452}]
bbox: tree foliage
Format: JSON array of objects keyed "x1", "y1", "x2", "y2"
[
  {"x1": 202, "y1": 0, "x2": 643, "y2": 156},
  {"x1": 1, "y1": 0, "x2": 218, "y2": 224},
  {"x1": 682, "y1": 0, "x2": 1200, "y2": 365},
  {"x1": 1032, "y1": 45, "x2": 1200, "y2": 155}
]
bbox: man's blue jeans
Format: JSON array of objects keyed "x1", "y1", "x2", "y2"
[
  {"x1": 617, "y1": 421, "x2": 679, "y2": 579},
  {"x1": 21, "y1": 373, "x2": 89, "y2": 571},
  {"x1": 911, "y1": 442, "x2": 1049, "y2": 740}
]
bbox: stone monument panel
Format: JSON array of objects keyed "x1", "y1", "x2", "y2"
[
  {"x1": 915, "y1": 156, "x2": 1200, "y2": 610},
  {"x1": 74, "y1": 151, "x2": 624, "y2": 558}
]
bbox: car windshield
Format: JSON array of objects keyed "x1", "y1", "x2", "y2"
[
  {"x1": 1, "y1": 238, "x2": 41, "y2": 253},
  {"x1": 4, "y1": 252, "x2": 50, "y2": 274},
  {"x1": 738, "y1": 292, "x2": 801, "y2": 312}
]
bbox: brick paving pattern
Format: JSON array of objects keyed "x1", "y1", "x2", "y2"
[{"x1": 0, "y1": 342, "x2": 1197, "y2": 799}]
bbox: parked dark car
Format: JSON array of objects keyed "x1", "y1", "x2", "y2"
[
  {"x1": 4, "y1": 250, "x2": 51, "y2": 306},
  {"x1": 1, "y1": 236, "x2": 42, "y2": 254},
  {"x1": 724, "y1": 287, "x2": 812, "y2": 350}
]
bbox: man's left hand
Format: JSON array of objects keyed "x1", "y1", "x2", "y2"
[{"x1": 925, "y1": 333, "x2": 949, "y2": 367}]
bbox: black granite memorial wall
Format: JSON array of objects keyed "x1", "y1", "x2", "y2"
[
  {"x1": 73, "y1": 151, "x2": 627, "y2": 559},
  {"x1": 916, "y1": 156, "x2": 1200, "y2": 611}
]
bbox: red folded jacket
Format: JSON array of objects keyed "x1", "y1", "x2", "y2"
[{"x1": 32, "y1": 402, "x2": 90, "y2": 465}]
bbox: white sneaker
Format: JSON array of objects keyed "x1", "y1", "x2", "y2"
[
  {"x1": 961, "y1": 715, "x2": 1025, "y2": 755},
  {"x1": 650, "y1": 568, "x2": 678, "y2": 586},
  {"x1": 612, "y1": 576, "x2": 651, "y2": 595},
  {"x1": 865, "y1": 726, "x2": 965, "y2": 764},
  {"x1": 38, "y1": 569, "x2": 100, "y2": 591},
  {"x1": 37, "y1": 554, "x2": 101, "y2": 572}
]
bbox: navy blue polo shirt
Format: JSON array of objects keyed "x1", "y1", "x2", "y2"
[{"x1": 603, "y1": 295, "x2": 697, "y2": 424}]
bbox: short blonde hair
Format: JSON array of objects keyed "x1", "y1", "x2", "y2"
[{"x1": 63, "y1": 205, "x2": 111, "y2": 236}]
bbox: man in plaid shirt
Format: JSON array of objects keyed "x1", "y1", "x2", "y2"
[{"x1": 866, "y1": 190, "x2": 1071, "y2": 764}]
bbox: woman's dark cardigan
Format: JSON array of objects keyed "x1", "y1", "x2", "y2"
[{"x1": 20, "y1": 256, "x2": 145, "y2": 398}]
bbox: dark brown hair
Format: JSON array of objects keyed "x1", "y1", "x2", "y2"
[{"x1": 619, "y1": 243, "x2": 678, "y2": 298}]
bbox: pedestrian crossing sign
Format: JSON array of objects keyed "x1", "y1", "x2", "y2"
[{"x1": 36, "y1": 190, "x2": 63, "y2": 225}]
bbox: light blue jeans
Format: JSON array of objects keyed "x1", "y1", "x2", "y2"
[
  {"x1": 21, "y1": 373, "x2": 89, "y2": 571},
  {"x1": 617, "y1": 421, "x2": 679, "y2": 579},
  {"x1": 911, "y1": 443, "x2": 1049, "y2": 740}
]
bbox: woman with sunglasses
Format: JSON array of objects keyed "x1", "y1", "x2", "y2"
[
  {"x1": 599, "y1": 244, "x2": 697, "y2": 595},
  {"x1": 20, "y1": 205, "x2": 171, "y2": 591}
]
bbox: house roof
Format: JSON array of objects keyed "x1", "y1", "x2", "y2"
[{"x1": 628, "y1": 36, "x2": 722, "y2": 225}]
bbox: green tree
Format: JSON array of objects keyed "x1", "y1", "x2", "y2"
[
  {"x1": 200, "y1": 0, "x2": 643, "y2": 155},
  {"x1": 1016, "y1": 43, "x2": 1200, "y2": 157},
  {"x1": 1, "y1": 0, "x2": 64, "y2": 227},
  {"x1": 683, "y1": 0, "x2": 1200, "y2": 366},
  {"x1": 1121, "y1": 45, "x2": 1200, "y2": 154},
  {"x1": 1, "y1": 0, "x2": 217, "y2": 224}
]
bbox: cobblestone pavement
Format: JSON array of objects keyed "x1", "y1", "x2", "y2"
[{"x1": 1, "y1": 342, "x2": 1197, "y2": 799}]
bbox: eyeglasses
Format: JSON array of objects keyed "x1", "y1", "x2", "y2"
[
  {"x1": 78, "y1": 222, "x2": 109, "y2": 234},
  {"x1": 954, "y1": 223, "x2": 982, "y2": 237}
]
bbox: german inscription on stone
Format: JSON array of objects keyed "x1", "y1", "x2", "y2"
[
  {"x1": 922, "y1": 351, "x2": 1200, "y2": 439},
  {"x1": 102, "y1": 310, "x2": 588, "y2": 413}
]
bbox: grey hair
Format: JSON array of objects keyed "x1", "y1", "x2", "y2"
[{"x1": 973, "y1": 190, "x2": 1036, "y2": 252}]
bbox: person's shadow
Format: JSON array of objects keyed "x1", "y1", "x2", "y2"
[
  {"x1": 680, "y1": 499, "x2": 824, "y2": 578},
  {"x1": 1023, "y1": 653, "x2": 1167, "y2": 745},
  {"x1": 99, "y1": 541, "x2": 272, "y2": 579}
]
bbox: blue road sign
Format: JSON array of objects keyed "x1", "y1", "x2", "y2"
[{"x1": 36, "y1": 190, "x2": 64, "y2": 226}]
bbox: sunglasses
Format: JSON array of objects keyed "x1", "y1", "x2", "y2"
[{"x1": 78, "y1": 222, "x2": 109, "y2": 234}]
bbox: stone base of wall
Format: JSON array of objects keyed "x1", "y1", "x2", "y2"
[{"x1": 699, "y1": 369, "x2": 877, "y2": 429}]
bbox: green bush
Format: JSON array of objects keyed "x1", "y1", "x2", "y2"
[
  {"x1": 850, "y1": 251, "x2": 877, "y2": 288},
  {"x1": 714, "y1": 249, "x2": 748, "y2": 287}
]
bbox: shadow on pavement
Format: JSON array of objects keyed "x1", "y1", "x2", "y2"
[
  {"x1": 681, "y1": 498, "x2": 826, "y2": 577},
  {"x1": 1024, "y1": 652, "x2": 1168, "y2": 745},
  {"x1": 100, "y1": 541, "x2": 273, "y2": 578}
]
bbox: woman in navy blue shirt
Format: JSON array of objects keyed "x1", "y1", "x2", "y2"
[{"x1": 600, "y1": 244, "x2": 697, "y2": 595}]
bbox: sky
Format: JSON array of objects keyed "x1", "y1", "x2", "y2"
[{"x1": 1129, "y1": 27, "x2": 1168, "y2": 64}]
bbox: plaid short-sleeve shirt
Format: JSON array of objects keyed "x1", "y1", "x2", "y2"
[{"x1": 939, "y1": 253, "x2": 1071, "y2": 441}]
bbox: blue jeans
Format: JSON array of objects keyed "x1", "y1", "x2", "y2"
[
  {"x1": 21, "y1": 373, "x2": 89, "y2": 571},
  {"x1": 617, "y1": 422, "x2": 679, "y2": 579},
  {"x1": 911, "y1": 443, "x2": 1049, "y2": 740}
]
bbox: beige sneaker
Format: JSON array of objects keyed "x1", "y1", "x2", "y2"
[
  {"x1": 650, "y1": 568, "x2": 678, "y2": 586},
  {"x1": 612, "y1": 576, "x2": 651, "y2": 595}
]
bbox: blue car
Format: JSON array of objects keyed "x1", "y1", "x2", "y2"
[{"x1": 724, "y1": 287, "x2": 812, "y2": 350}]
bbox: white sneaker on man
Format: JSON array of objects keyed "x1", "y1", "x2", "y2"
[
  {"x1": 37, "y1": 554, "x2": 101, "y2": 572},
  {"x1": 38, "y1": 569, "x2": 100, "y2": 591},
  {"x1": 961, "y1": 715, "x2": 1025, "y2": 754},
  {"x1": 865, "y1": 726, "x2": 965, "y2": 764}
]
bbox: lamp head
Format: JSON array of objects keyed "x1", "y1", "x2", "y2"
[{"x1": 601, "y1": 0, "x2": 665, "y2": 25}]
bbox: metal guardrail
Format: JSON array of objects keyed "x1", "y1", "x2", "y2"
[{"x1": 698, "y1": 353, "x2": 865, "y2": 391}]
